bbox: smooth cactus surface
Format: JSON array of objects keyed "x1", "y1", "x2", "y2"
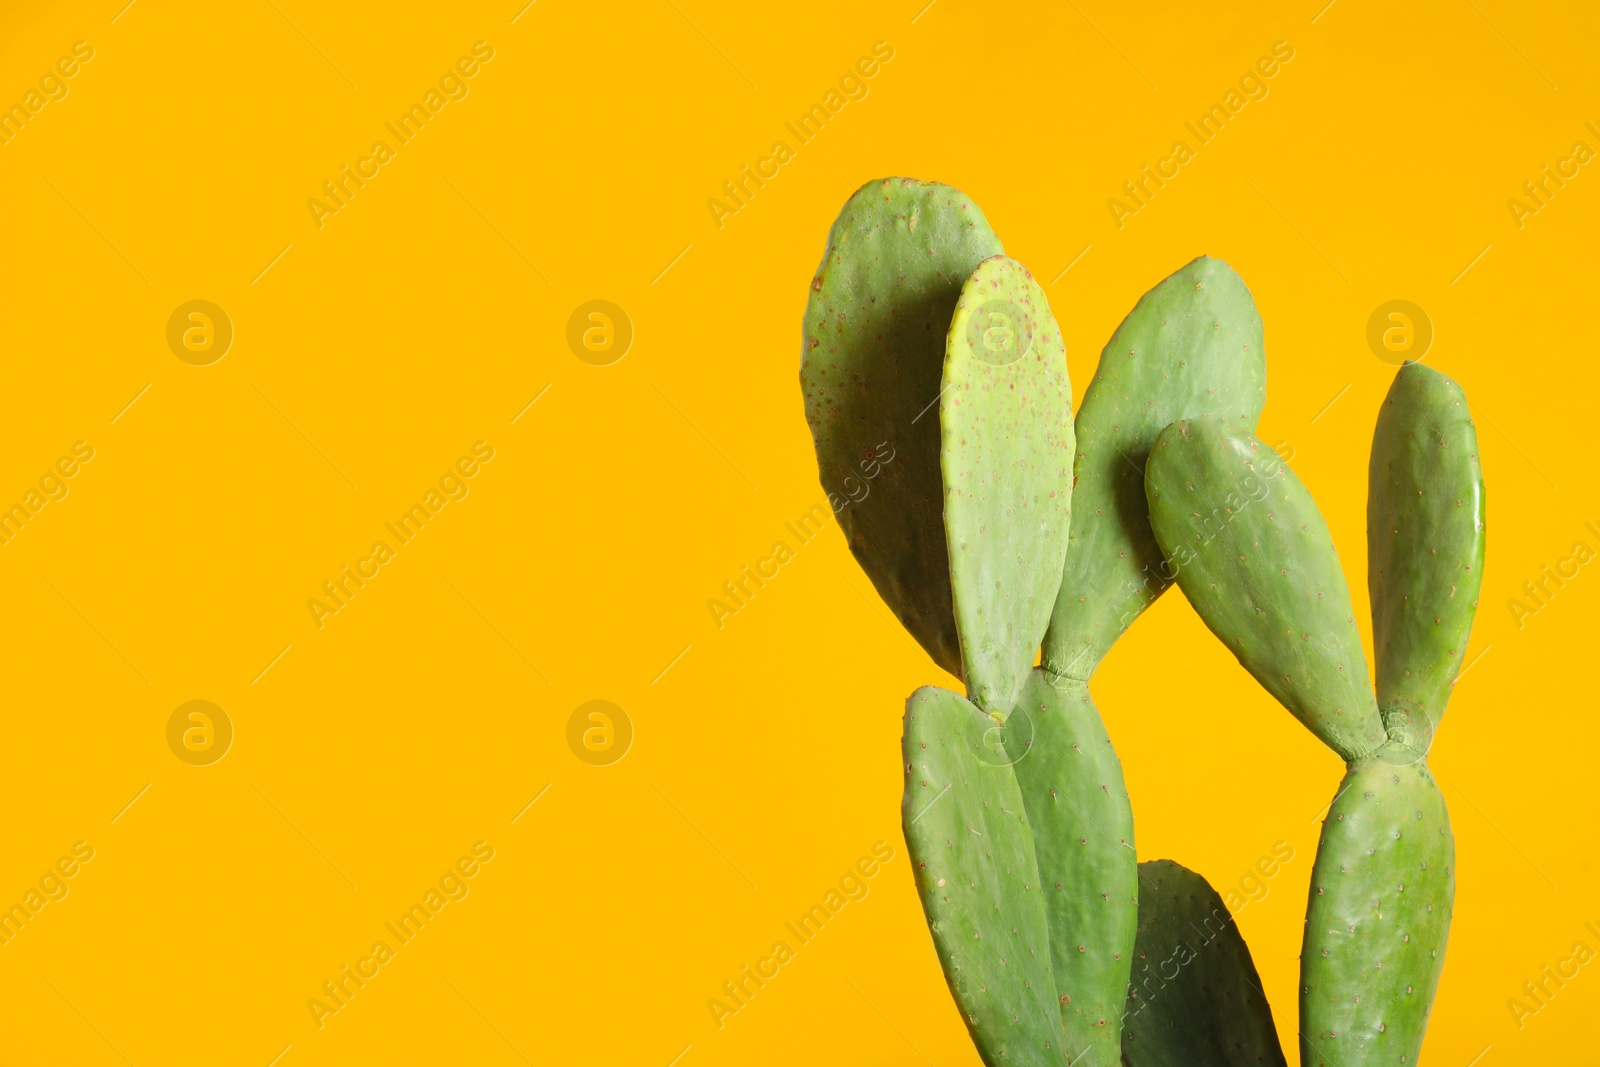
[
  {"x1": 1143, "y1": 418, "x2": 1386, "y2": 761},
  {"x1": 801, "y1": 178, "x2": 1004, "y2": 677},
  {"x1": 1004, "y1": 668, "x2": 1136, "y2": 1059},
  {"x1": 1043, "y1": 256, "x2": 1265, "y2": 679},
  {"x1": 1368, "y1": 361, "x2": 1486, "y2": 749},
  {"x1": 902, "y1": 686, "x2": 1065, "y2": 1063},
  {"x1": 941, "y1": 255, "x2": 1074, "y2": 714},
  {"x1": 1300, "y1": 758, "x2": 1453, "y2": 1066},
  {"x1": 1122, "y1": 860, "x2": 1286, "y2": 1067}
]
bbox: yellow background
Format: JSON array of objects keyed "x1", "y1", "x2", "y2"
[{"x1": 0, "y1": 0, "x2": 1594, "y2": 1063}]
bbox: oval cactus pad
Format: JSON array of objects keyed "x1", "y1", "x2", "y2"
[
  {"x1": 902, "y1": 685, "x2": 1066, "y2": 1064},
  {"x1": 1144, "y1": 417, "x2": 1384, "y2": 760},
  {"x1": 941, "y1": 255, "x2": 1074, "y2": 714},
  {"x1": 1300, "y1": 758, "x2": 1453, "y2": 1067},
  {"x1": 1368, "y1": 361, "x2": 1486, "y2": 741},
  {"x1": 801, "y1": 178, "x2": 1004, "y2": 678},
  {"x1": 1044, "y1": 256, "x2": 1265, "y2": 680}
]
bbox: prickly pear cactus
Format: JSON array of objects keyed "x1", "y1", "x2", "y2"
[
  {"x1": 1121, "y1": 860, "x2": 1286, "y2": 1067},
  {"x1": 902, "y1": 687, "x2": 1065, "y2": 1064},
  {"x1": 1005, "y1": 258, "x2": 1265, "y2": 1058},
  {"x1": 1144, "y1": 362, "x2": 1485, "y2": 1065},
  {"x1": 1003, "y1": 668, "x2": 1135, "y2": 1061},
  {"x1": 1141, "y1": 417, "x2": 1386, "y2": 762},
  {"x1": 1368, "y1": 361, "x2": 1486, "y2": 752},
  {"x1": 1298, "y1": 362, "x2": 1482, "y2": 1065},
  {"x1": 941, "y1": 255, "x2": 1074, "y2": 714},
  {"x1": 1043, "y1": 256, "x2": 1265, "y2": 679},
  {"x1": 801, "y1": 178, "x2": 1004, "y2": 677},
  {"x1": 1300, "y1": 758, "x2": 1453, "y2": 1066}
]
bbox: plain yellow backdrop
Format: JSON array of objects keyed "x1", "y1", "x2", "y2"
[{"x1": 0, "y1": 1, "x2": 1594, "y2": 1063}]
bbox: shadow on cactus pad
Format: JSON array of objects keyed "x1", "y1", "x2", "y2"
[{"x1": 1121, "y1": 860, "x2": 1286, "y2": 1067}]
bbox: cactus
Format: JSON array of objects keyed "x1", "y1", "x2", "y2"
[
  {"x1": 1007, "y1": 256, "x2": 1267, "y2": 1060},
  {"x1": 803, "y1": 180, "x2": 1303, "y2": 1065},
  {"x1": 1122, "y1": 860, "x2": 1286, "y2": 1067},
  {"x1": 1143, "y1": 361, "x2": 1484, "y2": 1065},
  {"x1": 801, "y1": 177, "x2": 1003, "y2": 677},
  {"x1": 903, "y1": 685, "x2": 1066, "y2": 1063},
  {"x1": 1042, "y1": 256, "x2": 1266, "y2": 677},
  {"x1": 901, "y1": 247, "x2": 1081, "y2": 1060},
  {"x1": 942, "y1": 253, "x2": 1075, "y2": 713}
]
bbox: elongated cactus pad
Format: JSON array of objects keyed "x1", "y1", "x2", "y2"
[
  {"x1": 1144, "y1": 418, "x2": 1385, "y2": 761},
  {"x1": 902, "y1": 686, "x2": 1065, "y2": 1063},
  {"x1": 1004, "y1": 668, "x2": 1136, "y2": 1058},
  {"x1": 801, "y1": 178, "x2": 1004, "y2": 677},
  {"x1": 1122, "y1": 860, "x2": 1286, "y2": 1067},
  {"x1": 942, "y1": 256, "x2": 1074, "y2": 713},
  {"x1": 1368, "y1": 361, "x2": 1486, "y2": 750},
  {"x1": 1300, "y1": 758, "x2": 1453, "y2": 1066},
  {"x1": 1043, "y1": 256, "x2": 1265, "y2": 679}
]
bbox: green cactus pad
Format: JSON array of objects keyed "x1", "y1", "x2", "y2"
[
  {"x1": 801, "y1": 178, "x2": 1004, "y2": 677},
  {"x1": 941, "y1": 255, "x2": 1074, "y2": 714},
  {"x1": 1121, "y1": 859, "x2": 1286, "y2": 1067},
  {"x1": 1368, "y1": 362, "x2": 1486, "y2": 749},
  {"x1": 1300, "y1": 757, "x2": 1453, "y2": 1066},
  {"x1": 902, "y1": 685, "x2": 1066, "y2": 1063},
  {"x1": 1144, "y1": 418, "x2": 1385, "y2": 761},
  {"x1": 1043, "y1": 256, "x2": 1265, "y2": 680},
  {"x1": 1004, "y1": 668, "x2": 1137, "y2": 1057}
]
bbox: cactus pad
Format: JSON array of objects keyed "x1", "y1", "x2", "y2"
[
  {"x1": 1043, "y1": 256, "x2": 1265, "y2": 679},
  {"x1": 1144, "y1": 418, "x2": 1385, "y2": 761},
  {"x1": 801, "y1": 178, "x2": 1004, "y2": 677},
  {"x1": 1368, "y1": 361, "x2": 1486, "y2": 750},
  {"x1": 1300, "y1": 757, "x2": 1453, "y2": 1066},
  {"x1": 902, "y1": 685, "x2": 1065, "y2": 1062},
  {"x1": 1004, "y1": 668, "x2": 1137, "y2": 1058},
  {"x1": 1122, "y1": 859, "x2": 1286, "y2": 1067},
  {"x1": 940, "y1": 255, "x2": 1074, "y2": 714}
]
